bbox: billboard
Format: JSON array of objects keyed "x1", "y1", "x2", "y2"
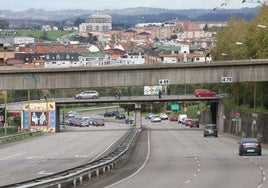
[
  {"x1": 144, "y1": 86, "x2": 162, "y2": 95},
  {"x1": 23, "y1": 102, "x2": 56, "y2": 132}
]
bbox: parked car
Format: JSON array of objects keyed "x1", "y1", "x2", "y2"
[
  {"x1": 145, "y1": 113, "x2": 155, "y2": 119},
  {"x1": 104, "y1": 111, "x2": 119, "y2": 117},
  {"x1": 93, "y1": 119, "x2": 105, "y2": 126},
  {"x1": 72, "y1": 118, "x2": 82, "y2": 127},
  {"x1": 160, "y1": 113, "x2": 169, "y2": 120},
  {"x1": 64, "y1": 118, "x2": 74, "y2": 126},
  {"x1": 80, "y1": 117, "x2": 93, "y2": 127},
  {"x1": 194, "y1": 89, "x2": 216, "y2": 97},
  {"x1": 204, "y1": 124, "x2": 218, "y2": 137},
  {"x1": 169, "y1": 115, "x2": 178, "y2": 121},
  {"x1": 184, "y1": 119, "x2": 193, "y2": 126},
  {"x1": 151, "y1": 115, "x2": 161, "y2": 122},
  {"x1": 116, "y1": 114, "x2": 126, "y2": 119},
  {"x1": 189, "y1": 119, "x2": 199, "y2": 128},
  {"x1": 74, "y1": 90, "x2": 99, "y2": 99},
  {"x1": 238, "y1": 137, "x2": 262, "y2": 156},
  {"x1": 178, "y1": 114, "x2": 187, "y2": 123},
  {"x1": 80, "y1": 118, "x2": 90, "y2": 127}
]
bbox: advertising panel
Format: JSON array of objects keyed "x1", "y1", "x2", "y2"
[
  {"x1": 144, "y1": 86, "x2": 162, "y2": 95},
  {"x1": 23, "y1": 102, "x2": 56, "y2": 132}
]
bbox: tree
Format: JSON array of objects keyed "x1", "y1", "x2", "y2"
[{"x1": 0, "y1": 20, "x2": 9, "y2": 29}]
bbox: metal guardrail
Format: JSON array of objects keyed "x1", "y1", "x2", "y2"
[
  {"x1": 2, "y1": 127, "x2": 141, "y2": 188},
  {"x1": 0, "y1": 131, "x2": 43, "y2": 144}
]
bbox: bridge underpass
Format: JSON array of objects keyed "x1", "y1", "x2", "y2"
[{"x1": 53, "y1": 95, "x2": 221, "y2": 132}]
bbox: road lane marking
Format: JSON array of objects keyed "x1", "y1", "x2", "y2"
[
  {"x1": 105, "y1": 130, "x2": 151, "y2": 188},
  {"x1": 0, "y1": 152, "x2": 24, "y2": 161}
]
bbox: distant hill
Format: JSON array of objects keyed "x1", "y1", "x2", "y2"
[{"x1": 0, "y1": 7, "x2": 258, "y2": 29}]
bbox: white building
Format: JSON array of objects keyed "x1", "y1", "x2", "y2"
[{"x1": 79, "y1": 13, "x2": 112, "y2": 33}]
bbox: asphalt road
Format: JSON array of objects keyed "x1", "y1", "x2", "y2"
[
  {"x1": 0, "y1": 121, "x2": 131, "y2": 186},
  {"x1": 85, "y1": 119, "x2": 268, "y2": 188},
  {"x1": 1, "y1": 117, "x2": 268, "y2": 188}
]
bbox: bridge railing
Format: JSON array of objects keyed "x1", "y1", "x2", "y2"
[{"x1": 0, "y1": 131, "x2": 43, "y2": 144}]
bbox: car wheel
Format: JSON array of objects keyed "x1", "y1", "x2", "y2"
[
  {"x1": 258, "y1": 151, "x2": 262, "y2": 155},
  {"x1": 215, "y1": 134, "x2": 218, "y2": 137},
  {"x1": 93, "y1": 96, "x2": 97, "y2": 99},
  {"x1": 78, "y1": 96, "x2": 82, "y2": 99},
  {"x1": 198, "y1": 94, "x2": 201, "y2": 97},
  {"x1": 239, "y1": 151, "x2": 242, "y2": 156},
  {"x1": 204, "y1": 134, "x2": 207, "y2": 137}
]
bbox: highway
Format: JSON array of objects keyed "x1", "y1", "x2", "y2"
[
  {"x1": 1, "y1": 118, "x2": 268, "y2": 187},
  {"x1": 87, "y1": 120, "x2": 268, "y2": 188}
]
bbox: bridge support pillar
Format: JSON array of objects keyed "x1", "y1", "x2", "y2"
[
  {"x1": 55, "y1": 106, "x2": 61, "y2": 132},
  {"x1": 135, "y1": 103, "x2": 142, "y2": 128}
]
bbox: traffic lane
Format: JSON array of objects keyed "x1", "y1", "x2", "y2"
[
  {"x1": 106, "y1": 124, "x2": 200, "y2": 188},
  {"x1": 83, "y1": 127, "x2": 150, "y2": 188},
  {"x1": 168, "y1": 127, "x2": 266, "y2": 188},
  {"x1": 0, "y1": 125, "x2": 130, "y2": 186},
  {"x1": 101, "y1": 123, "x2": 267, "y2": 188}
]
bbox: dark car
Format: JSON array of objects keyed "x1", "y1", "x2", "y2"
[
  {"x1": 194, "y1": 89, "x2": 216, "y2": 97},
  {"x1": 204, "y1": 124, "x2": 218, "y2": 137},
  {"x1": 238, "y1": 137, "x2": 262, "y2": 156},
  {"x1": 115, "y1": 114, "x2": 126, "y2": 119},
  {"x1": 104, "y1": 111, "x2": 119, "y2": 117}
]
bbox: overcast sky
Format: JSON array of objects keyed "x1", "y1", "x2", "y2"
[{"x1": 0, "y1": 0, "x2": 258, "y2": 11}]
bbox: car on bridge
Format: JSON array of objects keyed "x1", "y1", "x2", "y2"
[
  {"x1": 194, "y1": 89, "x2": 216, "y2": 97},
  {"x1": 74, "y1": 90, "x2": 99, "y2": 99}
]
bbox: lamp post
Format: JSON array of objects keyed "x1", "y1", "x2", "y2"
[{"x1": 4, "y1": 91, "x2": 7, "y2": 135}]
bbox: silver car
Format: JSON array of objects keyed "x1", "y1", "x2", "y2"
[{"x1": 74, "y1": 90, "x2": 99, "y2": 99}]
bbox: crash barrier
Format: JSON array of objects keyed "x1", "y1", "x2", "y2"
[
  {"x1": 0, "y1": 130, "x2": 43, "y2": 144},
  {"x1": 2, "y1": 127, "x2": 141, "y2": 188}
]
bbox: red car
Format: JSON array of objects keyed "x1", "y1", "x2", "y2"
[
  {"x1": 185, "y1": 119, "x2": 192, "y2": 126},
  {"x1": 169, "y1": 115, "x2": 178, "y2": 121},
  {"x1": 194, "y1": 89, "x2": 216, "y2": 97},
  {"x1": 189, "y1": 119, "x2": 199, "y2": 128},
  {"x1": 93, "y1": 119, "x2": 105, "y2": 126}
]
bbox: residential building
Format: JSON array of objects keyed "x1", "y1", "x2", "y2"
[{"x1": 79, "y1": 12, "x2": 112, "y2": 35}]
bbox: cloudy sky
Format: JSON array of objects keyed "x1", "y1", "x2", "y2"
[{"x1": 0, "y1": 0, "x2": 258, "y2": 11}]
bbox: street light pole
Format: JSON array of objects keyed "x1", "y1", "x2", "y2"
[{"x1": 4, "y1": 91, "x2": 7, "y2": 135}]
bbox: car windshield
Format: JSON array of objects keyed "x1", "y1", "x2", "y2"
[{"x1": 241, "y1": 138, "x2": 259, "y2": 143}]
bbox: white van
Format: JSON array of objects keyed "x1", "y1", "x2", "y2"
[{"x1": 178, "y1": 114, "x2": 187, "y2": 124}]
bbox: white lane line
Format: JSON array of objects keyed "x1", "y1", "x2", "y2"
[
  {"x1": 105, "y1": 130, "x2": 151, "y2": 188},
  {"x1": 38, "y1": 170, "x2": 54, "y2": 175},
  {"x1": 0, "y1": 152, "x2": 25, "y2": 161}
]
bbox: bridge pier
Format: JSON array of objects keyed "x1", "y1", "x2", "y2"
[{"x1": 135, "y1": 103, "x2": 142, "y2": 128}]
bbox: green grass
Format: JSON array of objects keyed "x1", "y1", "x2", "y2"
[{"x1": 17, "y1": 30, "x2": 71, "y2": 41}]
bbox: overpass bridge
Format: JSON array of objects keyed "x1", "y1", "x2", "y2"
[
  {"x1": 0, "y1": 59, "x2": 268, "y2": 91},
  {"x1": 55, "y1": 95, "x2": 221, "y2": 131},
  {"x1": 6, "y1": 95, "x2": 221, "y2": 132}
]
